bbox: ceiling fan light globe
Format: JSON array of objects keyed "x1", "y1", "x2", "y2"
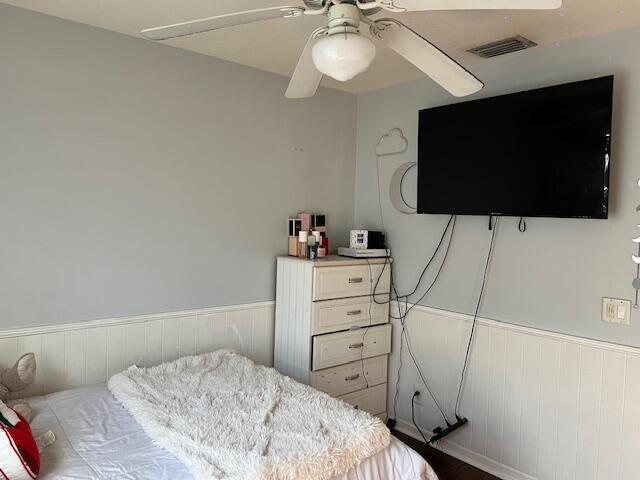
[{"x1": 311, "y1": 33, "x2": 376, "y2": 82}]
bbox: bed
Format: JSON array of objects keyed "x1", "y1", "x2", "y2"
[{"x1": 28, "y1": 383, "x2": 437, "y2": 479}]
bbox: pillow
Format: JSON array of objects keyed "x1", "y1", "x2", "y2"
[{"x1": 0, "y1": 401, "x2": 40, "y2": 480}]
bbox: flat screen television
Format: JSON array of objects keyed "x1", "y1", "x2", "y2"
[{"x1": 417, "y1": 76, "x2": 614, "y2": 219}]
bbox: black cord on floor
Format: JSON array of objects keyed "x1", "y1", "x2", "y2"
[{"x1": 454, "y1": 217, "x2": 500, "y2": 417}]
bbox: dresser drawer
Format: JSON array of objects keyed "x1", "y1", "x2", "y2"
[
  {"x1": 337, "y1": 383, "x2": 387, "y2": 416},
  {"x1": 312, "y1": 264, "x2": 390, "y2": 301},
  {"x1": 310, "y1": 355, "x2": 388, "y2": 397},
  {"x1": 311, "y1": 297, "x2": 389, "y2": 335},
  {"x1": 312, "y1": 324, "x2": 391, "y2": 371}
]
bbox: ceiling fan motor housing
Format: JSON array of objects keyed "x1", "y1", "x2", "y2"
[{"x1": 327, "y1": 3, "x2": 362, "y2": 34}]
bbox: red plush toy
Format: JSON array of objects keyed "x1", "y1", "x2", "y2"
[{"x1": 0, "y1": 401, "x2": 40, "y2": 480}]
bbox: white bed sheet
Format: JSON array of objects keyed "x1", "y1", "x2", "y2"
[{"x1": 28, "y1": 384, "x2": 436, "y2": 480}]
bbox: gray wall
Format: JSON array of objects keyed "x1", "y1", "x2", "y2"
[
  {"x1": 356, "y1": 26, "x2": 640, "y2": 347},
  {"x1": 0, "y1": 4, "x2": 357, "y2": 329}
]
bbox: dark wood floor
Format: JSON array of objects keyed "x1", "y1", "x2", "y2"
[{"x1": 392, "y1": 430, "x2": 500, "y2": 480}]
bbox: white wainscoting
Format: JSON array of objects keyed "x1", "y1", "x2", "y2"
[
  {"x1": 3, "y1": 299, "x2": 638, "y2": 480},
  {"x1": 0, "y1": 302, "x2": 275, "y2": 399},
  {"x1": 389, "y1": 303, "x2": 640, "y2": 480}
]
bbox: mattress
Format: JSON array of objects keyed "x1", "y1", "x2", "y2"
[{"x1": 27, "y1": 384, "x2": 437, "y2": 480}]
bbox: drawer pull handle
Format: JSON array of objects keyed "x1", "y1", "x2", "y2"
[
  {"x1": 348, "y1": 342, "x2": 364, "y2": 349},
  {"x1": 346, "y1": 309, "x2": 362, "y2": 316},
  {"x1": 348, "y1": 277, "x2": 364, "y2": 284},
  {"x1": 345, "y1": 374, "x2": 360, "y2": 381}
]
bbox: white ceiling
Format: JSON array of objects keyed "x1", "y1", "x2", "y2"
[{"x1": 3, "y1": 0, "x2": 640, "y2": 93}]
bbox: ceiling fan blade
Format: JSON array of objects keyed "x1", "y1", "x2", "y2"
[
  {"x1": 375, "y1": 0, "x2": 561, "y2": 11},
  {"x1": 141, "y1": 6, "x2": 305, "y2": 41},
  {"x1": 285, "y1": 29, "x2": 325, "y2": 99},
  {"x1": 373, "y1": 20, "x2": 483, "y2": 97}
]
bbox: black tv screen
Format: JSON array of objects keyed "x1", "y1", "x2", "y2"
[{"x1": 417, "y1": 76, "x2": 613, "y2": 219}]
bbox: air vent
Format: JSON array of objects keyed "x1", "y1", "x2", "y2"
[{"x1": 468, "y1": 36, "x2": 537, "y2": 58}]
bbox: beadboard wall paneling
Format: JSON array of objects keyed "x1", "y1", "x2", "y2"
[
  {"x1": 0, "y1": 302, "x2": 275, "y2": 399},
  {"x1": 5, "y1": 297, "x2": 638, "y2": 480},
  {"x1": 389, "y1": 303, "x2": 640, "y2": 480}
]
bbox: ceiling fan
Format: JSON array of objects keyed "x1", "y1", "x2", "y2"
[{"x1": 141, "y1": 0, "x2": 562, "y2": 99}]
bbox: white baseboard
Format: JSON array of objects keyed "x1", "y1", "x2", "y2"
[{"x1": 394, "y1": 419, "x2": 536, "y2": 480}]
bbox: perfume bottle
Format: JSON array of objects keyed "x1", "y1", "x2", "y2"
[{"x1": 298, "y1": 231, "x2": 308, "y2": 258}]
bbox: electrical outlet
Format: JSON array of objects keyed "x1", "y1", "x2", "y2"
[
  {"x1": 602, "y1": 298, "x2": 631, "y2": 325},
  {"x1": 413, "y1": 384, "x2": 424, "y2": 405}
]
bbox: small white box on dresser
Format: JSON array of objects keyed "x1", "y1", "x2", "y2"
[{"x1": 274, "y1": 255, "x2": 392, "y2": 418}]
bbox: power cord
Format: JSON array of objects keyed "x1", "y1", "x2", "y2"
[
  {"x1": 367, "y1": 253, "x2": 451, "y2": 426},
  {"x1": 380, "y1": 218, "x2": 457, "y2": 426},
  {"x1": 394, "y1": 216, "x2": 457, "y2": 321},
  {"x1": 393, "y1": 219, "x2": 457, "y2": 424},
  {"x1": 390, "y1": 264, "x2": 407, "y2": 422},
  {"x1": 400, "y1": 215, "x2": 455, "y2": 301},
  {"x1": 454, "y1": 216, "x2": 500, "y2": 417},
  {"x1": 373, "y1": 133, "x2": 457, "y2": 429},
  {"x1": 372, "y1": 215, "x2": 455, "y2": 309},
  {"x1": 398, "y1": 292, "x2": 450, "y2": 422},
  {"x1": 411, "y1": 392, "x2": 430, "y2": 442}
]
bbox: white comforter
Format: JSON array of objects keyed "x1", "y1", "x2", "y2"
[{"x1": 28, "y1": 384, "x2": 437, "y2": 479}]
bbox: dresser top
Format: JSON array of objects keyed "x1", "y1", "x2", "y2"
[{"x1": 277, "y1": 255, "x2": 391, "y2": 267}]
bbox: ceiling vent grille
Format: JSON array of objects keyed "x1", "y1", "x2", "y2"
[{"x1": 468, "y1": 36, "x2": 537, "y2": 58}]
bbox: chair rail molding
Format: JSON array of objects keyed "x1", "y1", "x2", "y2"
[{"x1": 0, "y1": 302, "x2": 275, "y2": 398}]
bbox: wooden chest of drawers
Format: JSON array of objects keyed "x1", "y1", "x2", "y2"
[{"x1": 274, "y1": 255, "x2": 391, "y2": 418}]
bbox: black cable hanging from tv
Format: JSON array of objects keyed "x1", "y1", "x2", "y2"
[{"x1": 454, "y1": 216, "x2": 500, "y2": 418}]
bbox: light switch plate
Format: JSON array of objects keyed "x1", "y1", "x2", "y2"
[{"x1": 602, "y1": 298, "x2": 631, "y2": 325}]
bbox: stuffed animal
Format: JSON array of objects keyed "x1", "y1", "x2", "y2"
[
  {"x1": 0, "y1": 353, "x2": 37, "y2": 423},
  {"x1": 0, "y1": 400, "x2": 41, "y2": 479},
  {"x1": 0, "y1": 354, "x2": 56, "y2": 478}
]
